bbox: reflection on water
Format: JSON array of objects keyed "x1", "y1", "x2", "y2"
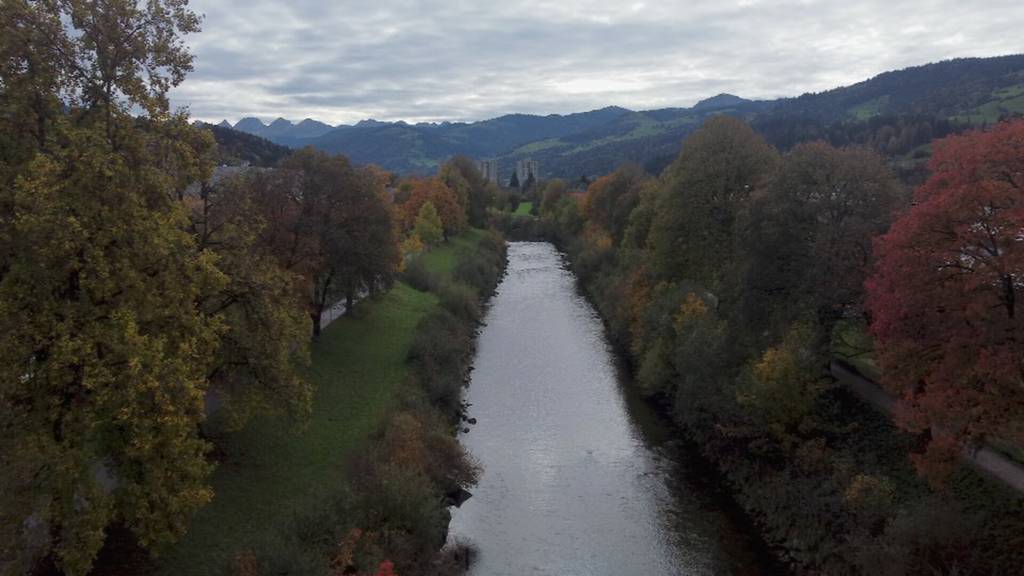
[{"x1": 448, "y1": 242, "x2": 770, "y2": 576}]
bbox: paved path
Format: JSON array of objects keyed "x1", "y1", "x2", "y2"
[{"x1": 831, "y1": 360, "x2": 1024, "y2": 495}]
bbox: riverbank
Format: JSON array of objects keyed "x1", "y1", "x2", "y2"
[
  {"x1": 147, "y1": 228, "x2": 504, "y2": 576},
  {"x1": 448, "y1": 242, "x2": 779, "y2": 575},
  {"x1": 496, "y1": 217, "x2": 1024, "y2": 575}
]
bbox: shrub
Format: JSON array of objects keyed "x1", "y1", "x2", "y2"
[
  {"x1": 401, "y1": 257, "x2": 440, "y2": 293},
  {"x1": 407, "y1": 311, "x2": 473, "y2": 413}
]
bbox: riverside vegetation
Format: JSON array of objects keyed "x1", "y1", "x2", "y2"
[
  {"x1": 0, "y1": 2, "x2": 506, "y2": 574},
  {"x1": 500, "y1": 116, "x2": 1024, "y2": 575}
]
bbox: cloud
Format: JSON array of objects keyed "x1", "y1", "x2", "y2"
[{"x1": 170, "y1": 0, "x2": 1024, "y2": 125}]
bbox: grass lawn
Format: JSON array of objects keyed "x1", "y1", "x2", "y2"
[
  {"x1": 156, "y1": 230, "x2": 485, "y2": 575},
  {"x1": 831, "y1": 319, "x2": 881, "y2": 381},
  {"x1": 417, "y1": 227, "x2": 486, "y2": 279},
  {"x1": 513, "y1": 202, "x2": 533, "y2": 217}
]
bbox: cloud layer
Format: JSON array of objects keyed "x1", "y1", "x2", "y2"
[{"x1": 170, "y1": 0, "x2": 1024, "y2": 125}]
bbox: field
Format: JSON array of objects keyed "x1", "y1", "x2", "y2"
[
  {"x1": 513, "y1": 202, "x2": 533, "y2": 216},
  {"x1": 155, "y1": 231, "x2": 484, "y2": 575}
]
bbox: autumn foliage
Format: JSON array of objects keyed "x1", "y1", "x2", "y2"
[
  {"x1": 398, "y1": 178, "x2": 467, "y2": 239},
  {"x1": 867, "y1": 120, "x2": 1024, "y2": 465}
]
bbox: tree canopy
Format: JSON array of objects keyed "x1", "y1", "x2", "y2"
[{"x1": 867, "y1": 120, "x2": 1024, "y2": 473}]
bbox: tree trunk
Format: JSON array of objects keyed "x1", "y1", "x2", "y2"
[
  {"x1": 345, "y1": 288, "x2": 355, "y2": 317},
  {"x1": 311, "y1": 311, "x2": 322, "y2": 339}
]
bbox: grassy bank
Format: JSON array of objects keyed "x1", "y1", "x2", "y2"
[{"x1": 156, "y1": 230, "x2": 489, "y2": 576}]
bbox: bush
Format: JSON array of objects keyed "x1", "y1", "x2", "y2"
[
  {"x1": 437, "y1": 281, "x2": 481, "y2": 323},
  {"x1": 402, "y1": 257, "x2": 441, "y2": 293},
  {"x1": 407, "y1": 311, "x2": 474, "y2": 414}
]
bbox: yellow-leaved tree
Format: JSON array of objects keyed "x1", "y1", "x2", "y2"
[{"x1": 0, "y1": 1, "x2": 229, "y2": 573}]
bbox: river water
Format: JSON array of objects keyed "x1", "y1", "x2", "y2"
[{"x1": 448, "y1": 242, "x2": 772, "y2": 576}]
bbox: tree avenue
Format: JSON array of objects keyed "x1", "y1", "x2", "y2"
[{"x1": 0, "y1": 1, "x2": 397, "y2": 572}]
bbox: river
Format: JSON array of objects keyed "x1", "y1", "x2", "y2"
[{"x1": 447, "y1": 242, "x2": 773, "y2": 575}]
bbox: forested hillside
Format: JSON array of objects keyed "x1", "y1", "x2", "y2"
[{"x1": 221, "y1": 55, "x2": 1024, "y2": 178}]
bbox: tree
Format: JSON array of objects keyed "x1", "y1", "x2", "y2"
[
  {"x1": 398, "y1": 178, "x2": 466, "y2": 241},
  {"x1": 539, "y1": 179, "x2": 568, "y2": 217},
  {"x1": 866, "y1": 120, "x2": 1024, "y2": 473},
  {"x1": 281, "y1": 148, "x2": 400, "y2": 336},
  {"x1": 439, "y1": 155, "x2": 493, "y2": 226},
  {"x1": 581, "y1": 164, "x2": 650, "y2": 246},
  {"x1": 741, "y1": 142, "x2": 904, "y2": 342},
  {"x1": 189, "y1": 173, "x2": 313, "y2": 428},
  {"x1": 414, "y1": 201, "x2": 444, "y2": 247},
  {"x1": 647, "y1": 116, "x2": 779, "y2": 291},
  {"x1": 509, "y1": 171, "x2": 520, "y2": 189},
  {"x1": 0, "y1": 1, "x2": 218, "y2": 572}
]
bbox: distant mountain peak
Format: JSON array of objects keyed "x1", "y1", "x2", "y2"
[
  {"x1": 234, "y1": 117, "x2": 267, "y2": 134},
  {"x1": 693, "y1": 93, "x2": 750, "y2": 111},
  {"x1": 216, "y1": 120, "x2": 232, "y2": 129},
  {"x1": 297, "y1": 118, "x2": 331, "y2": 127}
]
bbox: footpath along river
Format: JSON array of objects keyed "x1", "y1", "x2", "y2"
[{"x1": 448, "y1": 242, "x2": 775, "y2": 575}]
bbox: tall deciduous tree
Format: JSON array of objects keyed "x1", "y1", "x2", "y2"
[
  {"x1": 414, "y1": 201, "x2": 444, "y2": 247},
  {"x1": 648, "y1": 116, "x2": 779, "y2": 292},
  {"x1": 440, "y1": 155, "x2": 494, "y2": 226},
  {"x1": 281, "y1": 148, "x2": 400, "y2": 337},
  {"x1": 188, "y1": 173, "x2": 313, "y2": 428},
  {"x1": 0, "y1": 1, "x2": 220, "y2": 573},
  {"x1": 742, "y1": 142, "x2": 904, "y2": 342},
  {"x1": 398, "y1": 177, "x2": 466, "y2": 240},
  {"x1": 581, "y1": 164, "x2": 650, "y2": 246},
  {"x1": 866, "y1": 120, "x2": 1024, "y2": 474}
]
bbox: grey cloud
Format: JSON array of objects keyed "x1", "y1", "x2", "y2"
[{"x1": 170, "y1": 0, "x2": 1024, "y2": 125}]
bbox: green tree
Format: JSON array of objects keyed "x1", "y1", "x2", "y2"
[
  {"x1": 439, "y1": 155, "x2": 494, "y2": 226},
  {"x1": 415, "y1": 201, "x2": 444, "y2": 247},
  {"x1": 189, "y1": 173, "x2": 313, "y2": 428},
  {"x1": 741, "y1": 142, "x2": 904, "y2": 343},
  {"x1": 0, "y1": 1, "x2": 219, "y2": 573},
  {"x1": 539, "y1": 179, "x2": 568, "y2": 217},
  {"x1": 647, "y1": 116, "x2": 779, "y2": 291}
]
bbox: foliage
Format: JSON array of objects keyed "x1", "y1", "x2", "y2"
[
  {"x1": 278, "y1": 148, "x2": 401, "y2": 335},
  {"x1": 0, "y1": 1, "x2": 221, "y2": 573},
  {"x1": 866, "y1": 120, "x2": 1024, "y2": 472},
  {"x1": 439, "y1": 155, "x2": 495, "y2": 226},
  {"x1": 414, "y1": 202, "x2": 444, "y2": 247},
  {"x1": 188, "y1": 174, "x2": 313, "y2": 428},
  {"x1": 741, "y1": 141, "x2": 904, "y2": 343},
  {"x1": 581, "y1": 164, "x2": 650, "y2": 244},
  {"x1": 537, "y1": 113, "x2": 1024, "y2": 574},
  {"x1": 397, "y1": 178, "x2": 467, "y2": 240},
  {"x1": 647, "y1": 116, "x2": 780, "y2": 289}
]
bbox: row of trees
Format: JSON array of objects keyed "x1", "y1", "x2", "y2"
[
  {"x1": 0, "y1": 2, "x2": 497, "y2": 573},
  {"x1": 529, "y1": 115, "x2": 1023, "y2": 573}
]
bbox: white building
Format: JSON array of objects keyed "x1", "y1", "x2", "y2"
[
  {"x1": 478, "y1": 159, "x2": 499, "y2": 186},
  {"x1": 515, "y1": 159, "x2": 539, "y2": 185}
]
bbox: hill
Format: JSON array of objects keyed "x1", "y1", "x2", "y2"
[
  {"x1": 198, "y1": 122, "x2": 292, "y2": 167},
  {"x1": 221, "y1": 54, "x2": 1024, "y2": 178}
]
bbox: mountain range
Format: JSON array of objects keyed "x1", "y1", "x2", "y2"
[{"x1": 212, "y1": 54, "x2": 1024, "y2": 179}]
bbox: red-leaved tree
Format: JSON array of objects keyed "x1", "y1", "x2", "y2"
[{"x1": 866, "y1": 120, "x2": 1024, "y2": 473}]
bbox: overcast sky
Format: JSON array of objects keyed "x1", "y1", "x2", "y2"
[{"x1": 170, "y1": 0, "x2": 1024, "y2": 126}]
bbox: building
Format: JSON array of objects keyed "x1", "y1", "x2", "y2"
[
  {"x1": 478, "y1": 159, "x2": 499, "y2": 186},
  {"x1": 515, "y1": 159, "x2": 539, "y2": 186}
]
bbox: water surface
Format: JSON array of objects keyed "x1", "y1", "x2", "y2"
[{"x1": 449, "y1": 242, "x2": 770, "y2": 576}]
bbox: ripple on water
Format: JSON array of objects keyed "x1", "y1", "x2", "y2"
[{"x1": 448, "y1": 242, "x2": 769, "y2": 576}]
